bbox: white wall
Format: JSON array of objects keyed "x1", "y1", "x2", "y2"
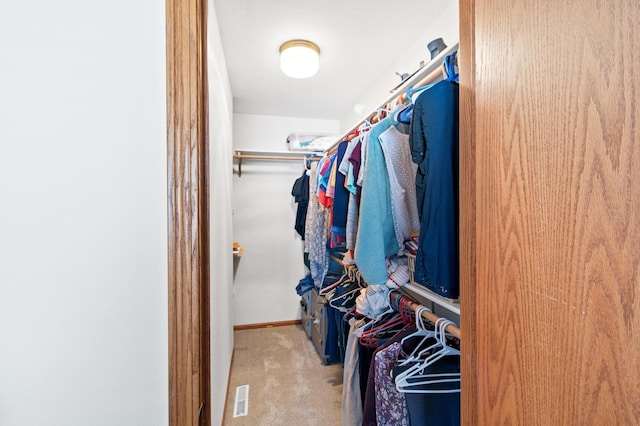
[
  {"x1": 207, "y1": 1, "x2": 235, "y2": 425},
  {"x1": 0, "y1": 1, "x2": 167, "y2": 425},
  {"x1": 339, "y1": 0, "x2": 460, "y2": 130},
  {"x1": 232, "y1": 114, "x2": 339, "y2": 325}
]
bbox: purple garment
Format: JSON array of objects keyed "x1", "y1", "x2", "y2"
[
  {"x1": 362, "y1": 349, "x2": 378, "y2": 426},
  {"x1": 362, "y1": 325, "x2": 416, "y2": 426},
  {"x1": 348, "y1": 141, "x2": 362, "y2": 190},
  {"x1": 375, "y1": 342, "x2": 411, "y2": 426}
]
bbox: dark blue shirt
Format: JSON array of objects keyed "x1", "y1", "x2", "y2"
[{"x1": 410, "y1": 79, "x2": 459, "y2": 299}]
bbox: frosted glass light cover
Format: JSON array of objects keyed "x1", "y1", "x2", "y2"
[{"x1": 280, "y1": 43, "x2": 319, "y2": 79}]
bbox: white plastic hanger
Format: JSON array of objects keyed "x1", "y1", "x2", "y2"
[
  {"x1": 397, "y1": 306, "x2": 438, "y2": 366},
  {"x1": 395, "y1": 319, "x2": 460, "y2": 394}
]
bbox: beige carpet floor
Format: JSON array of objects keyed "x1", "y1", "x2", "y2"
[{"x1": 223, "y1": 324, "x2": 343, "y2": 425}]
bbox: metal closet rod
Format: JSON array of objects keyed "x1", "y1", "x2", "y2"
[
  {"x1": 234, "y1": 149, "x2": 323, "y2": 160},
  {"x1": 233, "y1": 150, "x2": 322, "y2": 177},
  {"x1": 235, "y1": 154, "x2": 313, "y2": 161},
  {"x1": 324, "y1": 42, "x2": 460, "y2": 156},
  {"x1": 391, "y1": 290, "x2": 461, "y2": 339}
]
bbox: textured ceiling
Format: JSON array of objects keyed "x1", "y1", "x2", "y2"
[{"x1": 213, "y1": 0, "x2": 453, "y2": 121}]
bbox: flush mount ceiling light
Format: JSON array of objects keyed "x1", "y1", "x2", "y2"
[{"x1": 279, "y1": 39, "x2": 320, "y2": 79}]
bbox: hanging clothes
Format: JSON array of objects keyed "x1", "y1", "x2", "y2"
[
  {"x1": 374, "y1": 342, "x2": 412, "y2": 426},
  {"x1": 345, "y1": 138, "x2": 363, "y2": 251},
  {"x1": 305, "y1": 159, "x2": 331, "y2": 288},
  {"x1": 410, "y1": 52, "x2": 459, "y2": 299},
  {"x1": 361, "y1": 324, "x2": 416, "y2": 426},
  {"x1": 291, "y1": 169, "x2": 310, "y2": 239},
  {"x1": 393, "y1": 356, "x2": 461, "y2": 426},
  {"x1": 317, "y1": 154, "x2": 335, "y2": 208},
  {"x1": 378, "y1": 125, "x2": 420, "y2": 253},
  {"x1": 296, "y1": 46, "x2": 463, "y2": 426},
  {"x1": 342, "y1": 318, "x2": 367, "y2": 426},
  {"x1": 330, "y1": 141, "x2": 350, "y2": 247},
  {"x1": 354, "y1": 116, "x2": 400, "y2": 285}
]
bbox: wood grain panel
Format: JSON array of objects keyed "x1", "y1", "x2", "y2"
[
  {"x1": 458, "y1": 0, "x2": 477, "y2": 424},
  {"x1": 467, "y1": 0, "x2": 640, "y2": 423},
  {"x1": 167, "y1": 0, "x2": 210, "y2": 423}
]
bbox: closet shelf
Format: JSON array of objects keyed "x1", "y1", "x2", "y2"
[{"x1": 401, "y1": 283, "x2": 460, "y2": 316}]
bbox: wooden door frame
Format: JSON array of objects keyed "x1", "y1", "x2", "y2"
[
  {"x1": 458, "y1": 0, "x2": 477, "y2": 424},
  {"x1": 166, "y1": 0, "x2": 211, "y2": 424}
]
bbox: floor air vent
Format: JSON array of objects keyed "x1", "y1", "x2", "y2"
[{"x1": 233, "y1": 384, "x2": 249, "y2": 417}]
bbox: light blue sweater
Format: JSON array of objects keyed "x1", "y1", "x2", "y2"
[{"x1": 354, "y1": 116, "x2": 400, "y2": 284}]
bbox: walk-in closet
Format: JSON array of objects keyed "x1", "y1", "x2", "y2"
[
  {"x1": 213, "y1": 0, "x2": 639, "y2": 425},
  {"x1": 3, "y1": 0, "x2": 638, "y2": 424},
  {"x1": 225, "y1": 0, "x2": 464, "y2": 424}
]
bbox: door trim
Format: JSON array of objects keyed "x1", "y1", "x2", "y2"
[
  {"x1": 166, "y1": 0, "x2": 210, "y2": 424},
  {"x1": 458, "y1": 0, "x2": 477, "y2": 424}
]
